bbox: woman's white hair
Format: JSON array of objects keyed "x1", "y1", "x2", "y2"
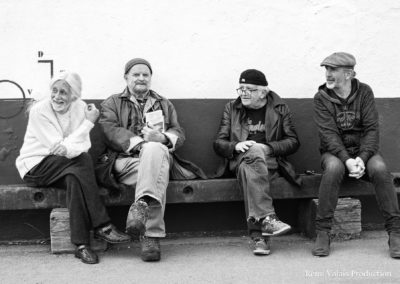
[
  {"x1": 50, "y1": 71, "x2": 82, "y2": 99},
  {"x1": 26, "y1": 71, "x2": 82, "y2": 114}
]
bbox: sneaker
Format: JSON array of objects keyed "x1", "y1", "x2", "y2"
[
  {"x1": 126, "y1": 200, "x2": 149, "y2": 240},
  {"x1": 252, "y1": 237, "x2": 271, "y2": 256},
  {"x1": 141, "y1": 236, "x2": 161, "y2": 262},
  {"x1": 261, "y1": 214, "x2": 291, "y2": 236},
  {"x1": 389, "y1": 232, "x2": 400, "y2": 259},
  {"x1": 312, "y1": 231, "x2": 330, "y2": 257}
]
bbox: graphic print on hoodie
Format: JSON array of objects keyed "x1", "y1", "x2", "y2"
[{"x1": 313, "y1": 78, "x2": 379, "y2": 163}]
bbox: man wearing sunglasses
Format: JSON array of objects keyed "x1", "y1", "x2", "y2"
[{"x1": 214, "y1": 69, "x2": 301, "y2": 256}]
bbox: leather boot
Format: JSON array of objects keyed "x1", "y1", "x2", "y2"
[
  {"x1": 312, "y1": 231, "x2": 330, "y2": 257},
  {"x1": 126, "y1": 200, "x2": 149, "y2": 240},
  {"x1": 141, "y1": 236, "x2": 161, "y2": 262},
  {"x1": 389, "y1": 232, "x2": 400, "y2": 259}
]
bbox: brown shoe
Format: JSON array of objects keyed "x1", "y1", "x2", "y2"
[
  {"x1": 95, "y1": 224, "x2": 131, "y2": 244},
  {"x1": 312, "y1": 231, "x2": 330, "y2": 257},
  {"x1": 126, "y1": 200, "x2": 149, "y2": 240},
  {"x1": 74, "y1": 245, "x2": 98, "y2": 264},
  {"x1": 141, "y1": 236, "x2": 161, "y2": 262},
  {"x1": 389, "y1": 232, "x2": 400, "y2": 259}
]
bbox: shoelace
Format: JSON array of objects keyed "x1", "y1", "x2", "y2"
[
  {"x1": 141, "y1": 237, "x2": 158, "y2": 249},
  {"x1": 265, "y1": 216, "x2": 279, "y2": 226}
]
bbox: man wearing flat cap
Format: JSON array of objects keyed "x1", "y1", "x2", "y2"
[
  {"x1": 312, "y1": 52, "x2": 400, "y2": 258},
  {"x1": 97, "y1": 58, "x2": 205, "y2": 262},
  {"x1": 214, "y1": 69, "x2": 301, "y2": 256}
]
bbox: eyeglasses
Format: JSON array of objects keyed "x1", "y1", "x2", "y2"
[{"x1": 236, "y1": 88, "x2": 259, "y2": 96}]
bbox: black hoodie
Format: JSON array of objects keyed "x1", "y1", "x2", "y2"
[{"x1": 313, "y1": 78, "x2": 379, "y2": 163}]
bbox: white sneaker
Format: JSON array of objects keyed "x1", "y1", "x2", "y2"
[{"x1": 261, "y1": 215, "x2": 291, "y2": 236}]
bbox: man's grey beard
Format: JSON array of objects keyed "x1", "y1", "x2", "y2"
[{"x1": 133, "y1": 87, "x2": 150, "y2": 98}]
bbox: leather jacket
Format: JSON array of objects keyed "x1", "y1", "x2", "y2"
[{"x1": 214, "y1": 91, "x2": 301, "y2": 186}]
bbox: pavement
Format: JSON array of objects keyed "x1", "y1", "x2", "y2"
[{"x1": 1, "y1": 230, "x2": 399, "y2": 284}]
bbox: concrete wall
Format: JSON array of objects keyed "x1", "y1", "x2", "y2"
[{"x1": 1, "y1": 0, "x2": 400, "y2": 100}]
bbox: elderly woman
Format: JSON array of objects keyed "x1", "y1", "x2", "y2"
[{"x1": 16, "y1": 71, "x2": 130, "y2": 264}]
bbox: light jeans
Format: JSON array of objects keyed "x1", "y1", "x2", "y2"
[
  {"x1": 234, "y1": 143, "x2": 278, "y2": 237},
  {"x1": 114, "y1": 141, "x2": 196, "y2": 237}
]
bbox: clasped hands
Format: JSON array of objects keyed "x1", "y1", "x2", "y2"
[
  {"x1": 345, "y1": 157, "x2": 365, "y2": 179},
  {"x1": 141, "y1": 123, "x2": 167, "y2": 143}
]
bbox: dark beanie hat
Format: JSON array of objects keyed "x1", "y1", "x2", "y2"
[
  {"x1": 239, "y1": 69, "x2": 268, "y2": 86},
  {"x1": 124, "y1": 58, "x2": 153, "y2": 75}
]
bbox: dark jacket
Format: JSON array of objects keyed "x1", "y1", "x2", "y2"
[
  {"x1": 213, "y1": 91, "x2": 301, "y2": 186},
  {"x1": 99, "y1": 88, "x2": 185, "y2": 152},
  {"x1": 95, "y1": 88, "x2": 206, "y2": 193},
  {"x1": 314, "y1": 79, "x2": 379, "y2": 163}
]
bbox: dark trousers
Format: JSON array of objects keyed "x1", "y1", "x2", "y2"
[
  {"x1": 234, "y1": 144, "x2": 279, "y2": 238},
  {"x1": 23, "y1": 153, "x2": 110, "y2": 245},
  {"x1": 316, "y1": 153, "x2": 400, "y2": 233}
]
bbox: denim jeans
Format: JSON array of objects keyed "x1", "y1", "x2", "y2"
[
  {"x1": 234, "y1": 143, "x2": 278, "y2": 238},
  {"x1": 316, "y1": 153, "x2": 400, "y2": 233},
  {"x1": 114, "y1": 142, "x2": 196, "y2": 238}
]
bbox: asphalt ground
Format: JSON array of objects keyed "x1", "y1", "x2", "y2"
[{"x1": 0, "y1": 230, "x2": 399, "y2": 284}]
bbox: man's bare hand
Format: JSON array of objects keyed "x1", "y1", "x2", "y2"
[
  {"x1": 346, "y1": 158, "x2": 365, "y2": 179},
  {"x1": 235, "y1": 140, "x2": 256, "y2": 153},
  {"x1": 141, "y1": 125, "x2": 167, "y2": 143}
]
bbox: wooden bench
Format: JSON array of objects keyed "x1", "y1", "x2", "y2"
[
  {"x1": 1, "y1": 98, "x2": 400, "y2": 244},
  {"x1": 2, "y1": 173, "x2": 400, "y2": 243},
  {"x1": 2, "y1": 174, "x2": 400, "y2": 210}
]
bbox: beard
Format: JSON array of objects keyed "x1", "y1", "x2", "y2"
[
  {"x1": 133, "y1": 84, "x2": 149, "y2": 95},
  {"x1": 326, "y1": 82, "x2": 335, "y2": 89}
]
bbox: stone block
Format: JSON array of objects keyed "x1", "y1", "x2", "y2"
[
  {"x1": 298, "y1": 197, "x2": 361, "y2": 240},
  {"x1": 50, "y1": 208, "x2": 107, "y2": 254}
]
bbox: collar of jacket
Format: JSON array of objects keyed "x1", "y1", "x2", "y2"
[
  {"x1": 233, "y1": 90, "x2": 285, "y2": 141},
  {"x1": 318, "y1": 78, "x2": 360, "y2": 105},
  {"x1": 118, "y1": 88, "x2": 163, "y2": 102},
  {"x1": 233, "y1": 90, "x2": 285, "y2": 110}
]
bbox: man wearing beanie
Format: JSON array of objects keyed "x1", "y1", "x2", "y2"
[
  {"x1": 313, "y1": 52, "x2": 400, "y2": 258},
  {"x1": 97, "y1": 58, "x2": 206, "y2": 262},
  {"x1": 214, "y1": 69, "x2": 301, "y2": 256}
]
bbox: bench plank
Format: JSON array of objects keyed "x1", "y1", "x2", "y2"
[{"x1": 1, "y1": 174, "x2": 400, "y2": 210}]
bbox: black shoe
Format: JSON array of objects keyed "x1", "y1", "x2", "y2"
[
  {"x1": 389, "y1": 232, "x2": 400, "y2": 259},
  {"x1": 74, "y1": 245, "x2": 98, "y2": 264},
  {"x1": 126, "y1": 200, "x2": 149, "y2": 240},
  {"x1": 141, "y1": 236, "x2": 161, "y2": 262},
  {"x1": 95, "y1": 224, "x2": 131, "y2": 244},
  {"x1": 312, "y1": 231, "x2": 330, "y2": 257}
]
